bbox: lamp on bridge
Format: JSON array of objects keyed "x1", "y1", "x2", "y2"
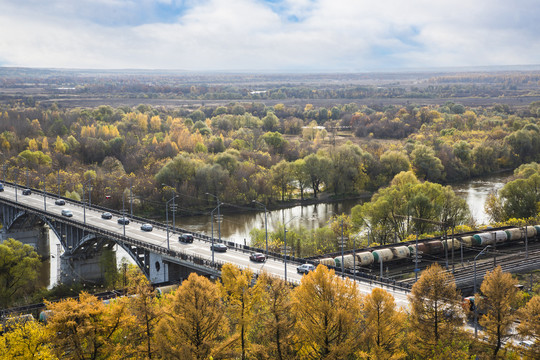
[
  {"x1": 83, "y1": 178, "x2": 92, "y2": 225},
  {"x1": 166, "y1": 194, "x2": 179, "y2": 250},
  {"x1": 206, "y1": 192, "x2": 222, "y2": 266},
  {"x1": 252, "y1": 200, "x2": 269, "y2": 256}
]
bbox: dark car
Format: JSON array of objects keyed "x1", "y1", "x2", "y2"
[
  {"x1": 0, "y1": 183, "x2": 4, "y2": 192},
  {"x1": 117, "y1": 217, "x2": 130, "y2": 225},
  {"x1": 22, "y1": 189, "x2": 31, "y2": 195},
  {"x1": 179, "y1": 234, "x2": 194, "y2": 243},
  {"x1": 141, "y1": 223, "x2": 153, "y2": 232},
  {"x1": 210, "y1": 243, "x2": 228, "y2": 252},
  {"x1": 249, "y1": 253, "x2": 266, "y2": 262},
  {"x1": 55, "y1": 199, "x2": 65, "y2": 205},
  {"x1": 61, "y1": 209, "x2": 73, "y2": 217},
  {"x1": 297, "y1": 264, "x2": 316, "y2": 274},
  {"x1": 101, "y1": 212, "x2": 112, "y2": 220}
]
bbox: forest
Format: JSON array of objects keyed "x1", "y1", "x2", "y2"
[{"x1": 1, "y1": 261, "x2": 539, "y2": 360}]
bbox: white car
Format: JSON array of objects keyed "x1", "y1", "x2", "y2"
[
  {"x1": 297, "y1": 264, "x2": 316, "y2": 274},
  {"x1": 61, "y1": 209, "x2": 73, "y2": 217}
]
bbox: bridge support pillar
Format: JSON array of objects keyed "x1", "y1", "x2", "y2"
[
  {"x1": 1, "y1": 225, "x2": 50, "y2": 259},
  {"x1": 59, "y1": 247, "x2": 117, "y2": 285},
  {"x1": 149, "y1": 253, "x2": 168, "y2": 284}
]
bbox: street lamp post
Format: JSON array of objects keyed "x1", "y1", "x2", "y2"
[
  {"x1": 210, "y1": 205, "x2": 221, "y2": 266},
  {"x1": 474, "y1": 245, "x2": 491, "y2": 339},
  {"x1": 166, "y1": 195, "x2": 179, "y2": 250},
  {"x1": 206, "y1": 193, "x2": 221, "y2": 243},
  {"x1": 83, "y1": 179, "x2": 92, "y2": 225},
  {"x1": 283, "y1": 216, "x2": 299, "y2": 282},
  {"x1": 129, "y1": 178, "x2": 133, "y2": 218},
  {"x1": 252, "y1": 200, "x2": 268, "y2": 256},
  {"x1": 14, "y1": 168, "x2": 18, "y2": 202},
  {"x1": 122, "y1": 192, "x2": 126, "y2": 236}
]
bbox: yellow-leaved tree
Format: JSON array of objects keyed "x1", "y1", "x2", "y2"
[
  {"x1": 45, "y1": 292, "x2": 130, "y2": 359},
  {"x1": 155, "y1": 272, "x2": 228, "y2": 360},
  {"x1": 363, "y1": 287, "x2": 407, "y2": 359},
  {"x1": 219, "y1": 264, "x2": 262, "y2": 360},
  {"x1": 478, "y1": 266, "x2": 520, "y2": 358},
  {"x1": 249, "y1": 272, "x2": 297, "y2": 360},
  {"x1": 292, "y1": 265, "x2": 364, "y2": 359},
  {"x1": 0, "y1": 320, "x2": 55, "y2": 359},
  {"x1": 516, "y1": 295, "x2": 540, "y2": 359},
  {"x1": 408, "y1": 263, "x2": 467, "y2": 359}
]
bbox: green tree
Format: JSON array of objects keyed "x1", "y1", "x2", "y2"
[
  {"x1": 303, "y1": 153, "x2": 331, "y2": 199},
  {"x1": 411, "y1": 144, "x2": 444, "y2": 182},
  {"x1": 262, "y1": 112, "x2": 279, "y2": 131},
  {"x1": 0, "y1": 238, "x2": 41, "y2": 308},
  {"x1": 261, "y1": 131, "x2": 287, "y2": 154},
  {"x1": 271, "y1": 160, "x2": 293, "y2": 202},
  {"x1": 291, "y1": 159, "x2": 310, "y2": 200}
]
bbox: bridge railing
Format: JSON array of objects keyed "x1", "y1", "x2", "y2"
[{"x1": 0, "y1": 182, "x2": 413, "y2": 291}]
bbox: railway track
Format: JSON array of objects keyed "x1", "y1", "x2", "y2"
[{"x1": 400, "y1": 243, "x2": 540, "y2": 295}]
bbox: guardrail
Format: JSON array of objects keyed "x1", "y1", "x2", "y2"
[{"x1": 0, "y1": 181, "x2": 413, "y2": 292}]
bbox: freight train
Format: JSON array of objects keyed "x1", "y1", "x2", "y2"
[{"x1": 316, "y1": 225, "x2": 538, "y2": 270}]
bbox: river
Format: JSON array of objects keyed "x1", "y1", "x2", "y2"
[{"x1": 42, "y1": 172, "x2": 512, "y2": 288}]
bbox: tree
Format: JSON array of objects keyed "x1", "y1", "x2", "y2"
[
  {"x1": 292, "y1": 265, "x2": 364, "y2": 359},
  {"x1": 379, "y1": 150, "x2": 411, "y2": 185},
  {"x1": 363, "y1": 287, "x2": 406, "y2": 359},
  {"x1": 250, "y1": 273, "x2": 296, "y2": 360},
  {"x1": 219, "y1": 264, "x2": 260, "y2": 360},
  {"x1": 261, "y1": 131, "x2": 287, "y2": 154},
  {"x1": 478, "y1": 266, "x2": 520, "y2": 358},
  {"x1": 303, "y1": 153, "x2": 331, "y2": 199},
  {"x1": 155, "y1": 273, "x2": 227, "y2": 360},
  {"x1": 516, "y1": 295, "x2": 540, "y2": 359},
  {"x1": 498, "y1": 174, "x2": 540, "y2": 220},
  {"x1": 0, "y1": 238, "x2": 41, "y2": 308},
  {"x1": 408, "y1": 263, "x2": 464, "y2": 358},
  {"x1": 122, "y1": 270, "x2": 163, "y2": 359},
  {"x1": 271, "y1": 160, "x2": 293, "y2": 202},
  {"x1": 45, "y1": 292, "x2": 130, "y2": 359},
  {"x1": 262, "y1": 112, "x2": 279, "y2": 131},
  {"x1": 0, "y1": 320, "x2": 55, "y2": 359},
  {"x1": 411, "y1": 144, "x2": 444, "y2": 182},
  {"x1": 291, "y1": 159, "x2": 310, "y2": 200}
]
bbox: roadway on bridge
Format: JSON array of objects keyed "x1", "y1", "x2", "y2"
[{"x1": 0, "y1": 183, "x2": 411, "y2": 305}]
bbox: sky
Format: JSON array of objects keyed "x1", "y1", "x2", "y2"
[{"x1": 0, "y1": 0, "x2": 539, "y2": 72}]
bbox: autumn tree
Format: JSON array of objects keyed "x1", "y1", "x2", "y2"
[
  {"x1": 477, "y1": 266, "x2": 520, "y2": 358},
  {"x1": 155, "y1": 273, "x2": 227, "y2": 360},
  {"x1": 45, "y1": 292, "x2": 130, "y2": 359},
  {"x1": 0, "y1": 238, "x2": 41, "y2": 308},
  {"x1": 303, "y1": 153, "x2": 331, "y2": 199},
  {"x1": 516, "y1": 295, "x2": 540, "y2": 359},
  {"x1": 121, "y1": 270, "x2": 163, "y2": 359},
  {"x1": 408, "y1": 263, "x2": 465, "y2": 358},
  {"x1": 292, "y1": 265, "x2": 364, "y2": 359},
  {"x1": 362, "y1": 287, "x2": 406, "y2": 359},
  {"x1": 219, "y1": 264, "x2": 261, "y2": 360},
  {"x1": 0, "y1": 320, "x2": 55, "y2": 359},
  {"x1": 249, "y1": 273, "x2": 296, "y2": 360}
]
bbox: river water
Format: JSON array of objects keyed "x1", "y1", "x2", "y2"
[{"x1": 42, "y1": 172, "x2": 512, "y2": 287}]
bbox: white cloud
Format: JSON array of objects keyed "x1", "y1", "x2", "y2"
[{"x1": 0, "y1": 0, "x2": 539, "y2": 71}]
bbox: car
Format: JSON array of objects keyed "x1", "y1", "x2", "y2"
[
  {"x1": 210, "y1": 243, "x2": 228, "y2": 252},
  {"x1": 101, "y1": 212, "x2": 112, "y2": 220},
  {"x1": 179, "y1": 233, "x2": 194, "y2": 243},
  {"x1": 0, "y1": 183, "x2": 4, "y2": 192},
  {"x1": 61, "y1": 209, "x2": 73, "y2": 217},
  {"x1": 55, "y1": 199, "x2": 65, "y2": 205},
  {"x1": 141, "y1": 223, "x2": 153, "y2": 232},
  {"x1": 249, "y1": 253, "x2": 266, "y2": 262},
  {"x1": 297, "y1": 264, "x2": 316, "y2": 274},
  {"x1": 117, "y1": 217, "x2": 130, "y2": 225},
  {"x1": 22, "y1": 189, "x2": 31, "y2": 195}
]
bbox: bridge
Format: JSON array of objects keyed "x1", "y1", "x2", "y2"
[{"x1": 0, "y1": 181, "x2": 411, "y2": 304}]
